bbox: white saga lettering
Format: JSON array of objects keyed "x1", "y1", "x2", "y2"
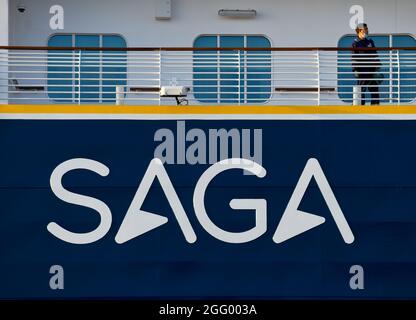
[{"x1": 48, "y1": 158, "x2": 355, "y2": 245}]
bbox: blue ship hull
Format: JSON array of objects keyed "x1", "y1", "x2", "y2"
[{"x1": 1, "y1": 118, "x2": 415, "y2": 299}]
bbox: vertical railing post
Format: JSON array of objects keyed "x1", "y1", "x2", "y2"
[
  {"x1": 158, "y1": 50, "x2": 162, "y2": 106},
  {"x1": 99, "y1": 43, "x2": 103, "y2": 104},
  {"x1": 0, "y1": 0, "x2": 9, "y2": 105},
  {"x1": 316, "y1": 50, "x2": 321, "y2": 106},
  {"x1": 389, "y1": 47, "x2": 393, "y2": 103},
  {"x1": 396, "y1": 50, "x2": 401, "y2": 105},
  {"x1": 0, "y1": 49, "x2": 8, "y2": 105},
  {"x1": 243, "y1": 47, "x2": 248, "y2": 104},
  {"x1": 76, "y1": 50, "x2": 81, "y2": 105},
  {"x1": 217, "y1": 48, "x2": 220, "y2": 104},
  {"x1": 71, "y1": 50, "x2": 75, "y2": 103},
  {"x1": 238, "y1": 50, "x2": 241, "y2": 106}
]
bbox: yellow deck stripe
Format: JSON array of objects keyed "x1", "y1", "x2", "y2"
[{"x1": 2, "y1": 104, "x2": 416, "y2": 114}]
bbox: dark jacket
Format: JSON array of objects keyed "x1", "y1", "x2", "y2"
[{"x1": 352, "y1": 38, "x2": 381, "y2": 73}]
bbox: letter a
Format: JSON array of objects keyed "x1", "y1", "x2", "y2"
[
  {"x1": 115, "y1": 159, "x2": 196, "y2": 244},
  {"x1": 49, "y1": 5, "x2": 64, "y2": 30},
  {"x1": 349, "y1": 265, "x2": 364, "y2": 290},
  {"x1": 49, "y1": 265, "x2": 64, "y2": 290},
  {"x1": 273, "y1": 158, "x2": 354, "y2": 244}
]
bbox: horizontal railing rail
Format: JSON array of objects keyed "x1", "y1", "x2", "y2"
[
  {"x1": 0, "y1": 46, "x2": 415, "y2": 106},
  {"x1": 1, "y1": 46, "x2": 416, "y2": 51}
]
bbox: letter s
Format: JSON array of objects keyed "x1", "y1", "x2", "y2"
[
  {"x1": 48, "y1": 158, "x2": 111, "y2": 244},
  {"x1": 193, "y1": 158, "x2": 267, "y2": 243}
]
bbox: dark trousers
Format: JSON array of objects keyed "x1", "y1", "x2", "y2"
[{"x1": 356, "y1": 73, "x2": 380, "y2": 105}]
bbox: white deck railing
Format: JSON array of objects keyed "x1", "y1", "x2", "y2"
[{"x1": 0, "y1": 46, "x2": 415, "y2": 105}]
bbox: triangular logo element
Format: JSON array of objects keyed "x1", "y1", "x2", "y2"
[
  {"x1": 115, "y1": 158, "x2": 196, "y2": 244},
  {"x1": 273, "y1": 158, "x2": 354, "y2": 244},
  {"x1": 115, "y1": 210, "x2": 168, "y2": 244}
]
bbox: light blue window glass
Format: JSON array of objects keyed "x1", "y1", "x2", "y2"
[
  {"x1": 48, "y1": 34, "x2": 126, "y2": 103},
  {"x1": 48, "y1": 35, "x2": 73, "y2": 102},
  {"x1": 392, "y1": 36, "x2": 416, "y2": 103},
  {"x1": 102, "y1": 35, "x2": 127, "y2": 102},
  {"x1": 338, "y1": 34, "x2": 416, "y2": 104},
  {"x1": 247, "y1": 36, "x2": 271, "y2": 103},
  {"x1": 193, "y1": 36, "x2": 218, "y2": 103},
  {"x1": 76, "y1": 35, "x2": 100, "y2": 103},
  {"x1": 194, "y1": 35, "x2": 271, "y2": 103},
  {"x1": 220, "y1": 36, "x2": 244, "y2": 103}
]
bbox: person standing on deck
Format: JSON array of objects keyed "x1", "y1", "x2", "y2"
[{"x1": 352, "y1": 23, "x2": 381, "y2": 105}]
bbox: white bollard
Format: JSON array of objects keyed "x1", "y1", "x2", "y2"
[
  {"x1": 353, "y1": 85, "x2": 361, "y2": 106},
  {"x1": 116, "y1": 85, "x2": 124, "y2": 105}
]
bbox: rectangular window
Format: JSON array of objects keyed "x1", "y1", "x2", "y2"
[
  {"x1": 48, "y1": 34, "x2": 127, "y2": 103},
  {"x1": 338, "y1": 34, "x2": 416, "y2": 104},
  {"x1": 193, "y1": 35, "x2": 271, "y2": 104}
]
